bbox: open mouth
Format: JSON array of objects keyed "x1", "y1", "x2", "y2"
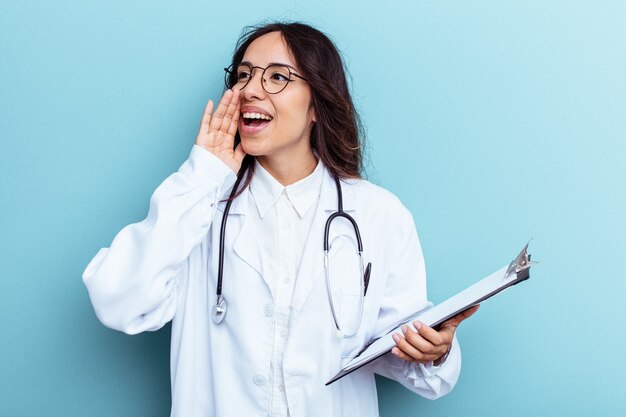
[{"x1": 242, "y1": 112, "x2": 273, "y2": 127}]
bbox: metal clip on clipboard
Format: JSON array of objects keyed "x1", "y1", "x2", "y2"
[{"x1": 504, "y1": 242, "x2": 535, "y2": 281}]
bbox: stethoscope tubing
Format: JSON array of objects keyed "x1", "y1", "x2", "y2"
[
  {"x1": 213, "y1": 172, "x2": 246, "y2": 324},
  {"x1": 212, "y1": 171, "x2": 372, "y2": 337}
]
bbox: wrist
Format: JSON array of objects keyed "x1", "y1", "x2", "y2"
[{"x1": 433, "y1": 345, "x2": 451, "y2": 367}]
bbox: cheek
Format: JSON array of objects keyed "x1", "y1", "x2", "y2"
[
  {"x1": 275, "y1": 94, "x2": 313, "y2": 125},
  {"x1": 283, "y1": 103, "x2": 314, "y2": 130}
]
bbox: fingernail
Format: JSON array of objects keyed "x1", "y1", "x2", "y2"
[
  {"x1": 401, "y1": 325, "x2": 408, "y2": 334},
  {"x1": 413, "y1": 321, "x2": 422, "y2": 332},
  {"x1": 392, "y1": 333, "x2": 400, "y2": 343},
  {"x1": 391, "y1": 348, "x2": 399, "y2": 356}
]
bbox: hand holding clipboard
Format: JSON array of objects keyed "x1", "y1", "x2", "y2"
[{"x1": 326, "y1": 243, "x2": 535, "y2": 385}]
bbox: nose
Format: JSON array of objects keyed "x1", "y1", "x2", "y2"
[{"x1": 241, "y1": 69, "x2": 266, "y2": 100}]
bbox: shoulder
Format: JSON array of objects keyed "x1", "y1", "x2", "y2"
[{"x1": 343, "y1": 177, "x2": 415, "y2": 224}]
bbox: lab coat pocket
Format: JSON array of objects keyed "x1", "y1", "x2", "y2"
[{"x1": 339, "y1": 293, "x2": 363, "y2": 359}]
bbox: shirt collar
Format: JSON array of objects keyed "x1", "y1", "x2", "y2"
[{"x1": 250, "y1": 158, "x2": 323, "y2": 219}]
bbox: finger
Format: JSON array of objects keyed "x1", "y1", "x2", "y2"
[
  {"x1": 462, "y1": 304, "x2": 480, "y2": 318},
  {"x1": 413, "y1": 321, "x2": 449, "y2": 348},
  {"x1": 392, "y1": 332, "x2": 440, "y2": 362},
  {"x1": 441, "y1": 305, "x2": 480, "y2": 329},
  {"x1": 391, "y1": 346, "x2": 415, "y2": 362},
  {"x1": 227, "y1": 99, "x2": 241, "y2": 136},
  {"x1": 209, "y1": 89, "x2": 233, "y2": 131},
  {"x1": 401, "y1": 324, "x2": 441, "y2": 353},
  {"x1": 219, "y1": 89, "x2": 240, "y2": 132},
  {"x1": 395, "y1": 336, "x2": 441, "y2": 362},
  {"x1": 199, "y1": 100, "x2": 214, "y2": 134},
  {"x1": 392, "y1": 333, "x2": 425, "y2": 361}
]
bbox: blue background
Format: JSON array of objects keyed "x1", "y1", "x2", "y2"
[{"x1": 1, "y1": 1, "x2": 625, "y2": 416}]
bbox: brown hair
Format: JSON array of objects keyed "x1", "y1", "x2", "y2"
[{"x1": 226, "y1": 21, "x2": 365, "y2": 197}]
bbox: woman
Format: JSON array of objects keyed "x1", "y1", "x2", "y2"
[{"x1": 83, "y1": 22, "x2": 477, "y2": 417}]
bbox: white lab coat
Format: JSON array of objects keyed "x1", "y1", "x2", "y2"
[{"x1": 83, "y1": 145, "x2": 461, "y2": 417}]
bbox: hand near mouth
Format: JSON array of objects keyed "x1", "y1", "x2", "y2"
[{"x1": 195, "y1": 89, "x2": 246, "y2": 173}]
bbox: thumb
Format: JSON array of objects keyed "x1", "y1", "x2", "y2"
[{"x1": 440, "y1": 305, "x2": 480, "y2": 330}]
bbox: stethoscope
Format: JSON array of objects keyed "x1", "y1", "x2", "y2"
[{"x1": 211, "y1": 171, "x2": 372, "y2": 338}]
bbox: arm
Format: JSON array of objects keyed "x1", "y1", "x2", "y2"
[
  {"x1": 370, "y1": 204, "x2": 475, "y2": 399},
  {"x1": 82, "y1": 90, "x2": 244, "y2": 334}
]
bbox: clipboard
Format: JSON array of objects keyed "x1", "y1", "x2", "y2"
[{"x1": 326, "y1": 243, "x2": 534, "y2": 385}]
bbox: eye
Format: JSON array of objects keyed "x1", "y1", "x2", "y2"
[
  {"x1": 235, "y1": 64, "x2": 253, "y2": 82},
  {"x1": 237, "y1": 70, "x2": 251, "y2": 81},
  {"x1": 267, "y1": 66, "x2": 291, "y2": 82},
  {"x1": 269, "y1": 72, "x2": 289, "y2": 82}
]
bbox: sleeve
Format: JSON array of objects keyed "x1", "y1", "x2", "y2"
[
  {"x1": 82, "y1": 145, "x2": 236, "y2": 335},
  {"x1": 369, "y1": 203, "x2": 461, "y2": 400}
]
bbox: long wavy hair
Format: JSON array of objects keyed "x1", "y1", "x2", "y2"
[{"x1": 226, "y1": 22, "x2": 365, "y2": 197}]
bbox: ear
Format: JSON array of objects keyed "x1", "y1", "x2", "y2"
[{"x1": 308, "y1": 102, "x2": 317, "y2": 123}]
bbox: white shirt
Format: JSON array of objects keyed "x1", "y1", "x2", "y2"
[
  {"x1": 83, "y1": 145, "x2": 462, "y2": 417},
  {"x1": 249, "y1": 160, "x2": 323, "y2": 416}
]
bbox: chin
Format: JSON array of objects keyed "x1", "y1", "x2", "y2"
[{"x1": 239, "y1": 138, "x2": 269, "y2": 157}]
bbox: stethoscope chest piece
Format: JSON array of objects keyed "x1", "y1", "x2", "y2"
[{"x1": 212, "y1": 296, "x2": 228, "y2": 324}]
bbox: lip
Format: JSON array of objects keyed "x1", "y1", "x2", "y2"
[{"x1": 239, "y1": 105, "x2": 273, "y2": 136}]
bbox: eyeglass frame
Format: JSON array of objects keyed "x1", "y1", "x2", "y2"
[{"x1": 224, "y1": 62, "x2": 308, "y2": 95}]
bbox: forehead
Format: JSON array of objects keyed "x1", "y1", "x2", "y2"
[{"x1": 241, "y1": 31, "x2": 297, "y2": 68}]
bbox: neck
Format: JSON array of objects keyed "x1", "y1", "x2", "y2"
[{"x1": 257, "y1": 151, "x2": 318, "y2": 186}]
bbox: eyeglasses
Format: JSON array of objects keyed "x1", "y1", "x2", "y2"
[{"x1": 224, "y1": 63, "x2": 308, "y2": 94}]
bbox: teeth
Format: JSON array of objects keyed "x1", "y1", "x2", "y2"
[{"x1": 242, "y1": 112, "x2": 273, "y2": 121}]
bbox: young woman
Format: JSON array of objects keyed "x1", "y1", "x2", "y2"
[{"x1": 83, "y1": 22, "x2": 477, "y2": 417}]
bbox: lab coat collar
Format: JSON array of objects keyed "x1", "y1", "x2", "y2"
[{"x1": 217, "y1": 161, "x2": 356, "y2": 215}]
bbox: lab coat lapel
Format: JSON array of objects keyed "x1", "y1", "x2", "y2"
[
  {"x1": 291, "y1": 168, "x2": 356, "y2": 312},
  {"x1": 217, "y1": 188, "x2": 270, "y2": 295}
]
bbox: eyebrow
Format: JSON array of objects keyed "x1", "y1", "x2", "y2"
[{"x1": 240, "y1": 60, "x2": 299, "y2": 71}]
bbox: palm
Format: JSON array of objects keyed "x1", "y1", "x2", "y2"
[{"x1": 195, "y1": 89, "x2": 245, "y2": 173}]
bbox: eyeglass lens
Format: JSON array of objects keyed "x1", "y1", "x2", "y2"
[{"x1": 225, "y1": 64, "x2": 293, "y2": 94}]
